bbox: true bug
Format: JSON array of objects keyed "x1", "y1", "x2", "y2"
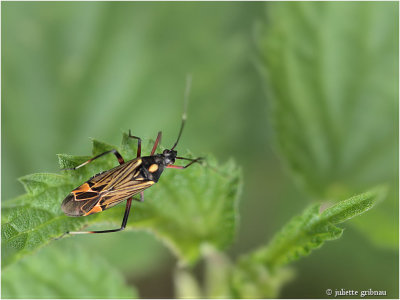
[{"x1": 61, "y1": 77, "x2": 202, "y2": 235}]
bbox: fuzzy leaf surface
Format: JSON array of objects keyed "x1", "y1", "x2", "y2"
[
  {"x1": 2, "y1": 241, "x2": 136, "y2": 298},
  {"x1": 2, "y1": 134, "x2": 241, "y2": 267},
  {"x1": 230, "y1": 188, "x2": 384, "y2": 298},
  {"x1": 259, "y1": 2, "x2": 398, "y2": 247}
]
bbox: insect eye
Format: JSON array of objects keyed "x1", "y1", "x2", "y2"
[{"x1": 163, "y1": 149, "x2": 169, "y2": 155}]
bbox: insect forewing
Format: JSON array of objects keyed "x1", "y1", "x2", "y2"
[{"x1": 61, "y1": 158, "x2": 154, "y2": 216}]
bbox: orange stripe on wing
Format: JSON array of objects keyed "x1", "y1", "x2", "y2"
[
  {"x1": 73, "y1": 182, "x2": 91, "y2": 194},
  {"x1": 84, "y1": 204, "x2": 103, "y2": 216}
]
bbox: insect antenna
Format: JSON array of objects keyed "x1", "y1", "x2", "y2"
[{"x1": 171, "y1": 74, "x2": 192, "y2": 151}]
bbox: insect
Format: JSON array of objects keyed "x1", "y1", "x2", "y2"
[{"x1": 61, "y1": 76, "x2": 202, "y2": 235}]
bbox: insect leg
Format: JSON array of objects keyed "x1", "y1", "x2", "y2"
[
  {"x1": 167, "y1": 157, "x2": 203, "y2": 169},
  {"x1": 128, "y1": 129, "x2": 142, "y2": 158},
  {"x1": 62, "y1": 149, "x2": 125, "y2": 171},
  {"x1": 150, "y1": 131, "x2": 162, "y2": 155},
  {"x1": 67, "y1": 197, "x2": 134, "y2": 234}
]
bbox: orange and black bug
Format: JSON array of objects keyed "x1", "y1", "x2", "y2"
[{"x1": 61, "y1": 77, "x2": 202, "y2": 235}]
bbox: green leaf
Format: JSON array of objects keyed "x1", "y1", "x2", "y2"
[
  {"x1": 258, "y1": 2, "x2": 398, "y2": 247},
  {"x1": 250, "y1": 187, "x2": 385, "y2": 269},
  {"x1": 319, "y1": 187, "x2": 386, "y2": 225},
  {"x1": 2, "y1": 135, "x2": 241, "y2": 268},
  {"x1": 98, "y1": 135, "x2": 242, "y2": 265},
  {"x1": 18, "y1": 173, "x2": 68, "y2": 196},
  {"x1": 230, "y1": 188, "x2": 383, "y2": 298},
  {"x1": 2, "y1": 240, "x2": 136, "y2": 298},
  {"x1": 76, "y1": 231, "x2": 171, "y2": 277}
]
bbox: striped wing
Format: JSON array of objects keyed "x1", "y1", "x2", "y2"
[{"x1": 61, "y1": 158, "x2": 154, "y2": 216}]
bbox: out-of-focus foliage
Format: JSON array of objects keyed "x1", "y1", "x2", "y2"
[
  {"x1": 259, "y1": 2, "x2": 398, "y2": 248},
  {"x1": 2, "y1": 135, "x2": 241, "y2": 268},
  {"x1": 2, "y1": 240, "x2": 137, "y2": 299},
  {"x1": 173, "y1": 188, "x2": 384, "y2": 298},
  {"x1": 244, "y1": 188, "x2": 385, "y2": 270},
  {"x1": 230, "y1": 188, "x2": 385, "y2": 298}
]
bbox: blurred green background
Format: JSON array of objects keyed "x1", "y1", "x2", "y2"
[{"x1": 2, "y1": 1, "x2": 398, "y2": 298}]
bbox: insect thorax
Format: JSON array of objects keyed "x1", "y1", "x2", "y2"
[{"x1": 140, "y1": 155, "x2": 167, "y2": 183}]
